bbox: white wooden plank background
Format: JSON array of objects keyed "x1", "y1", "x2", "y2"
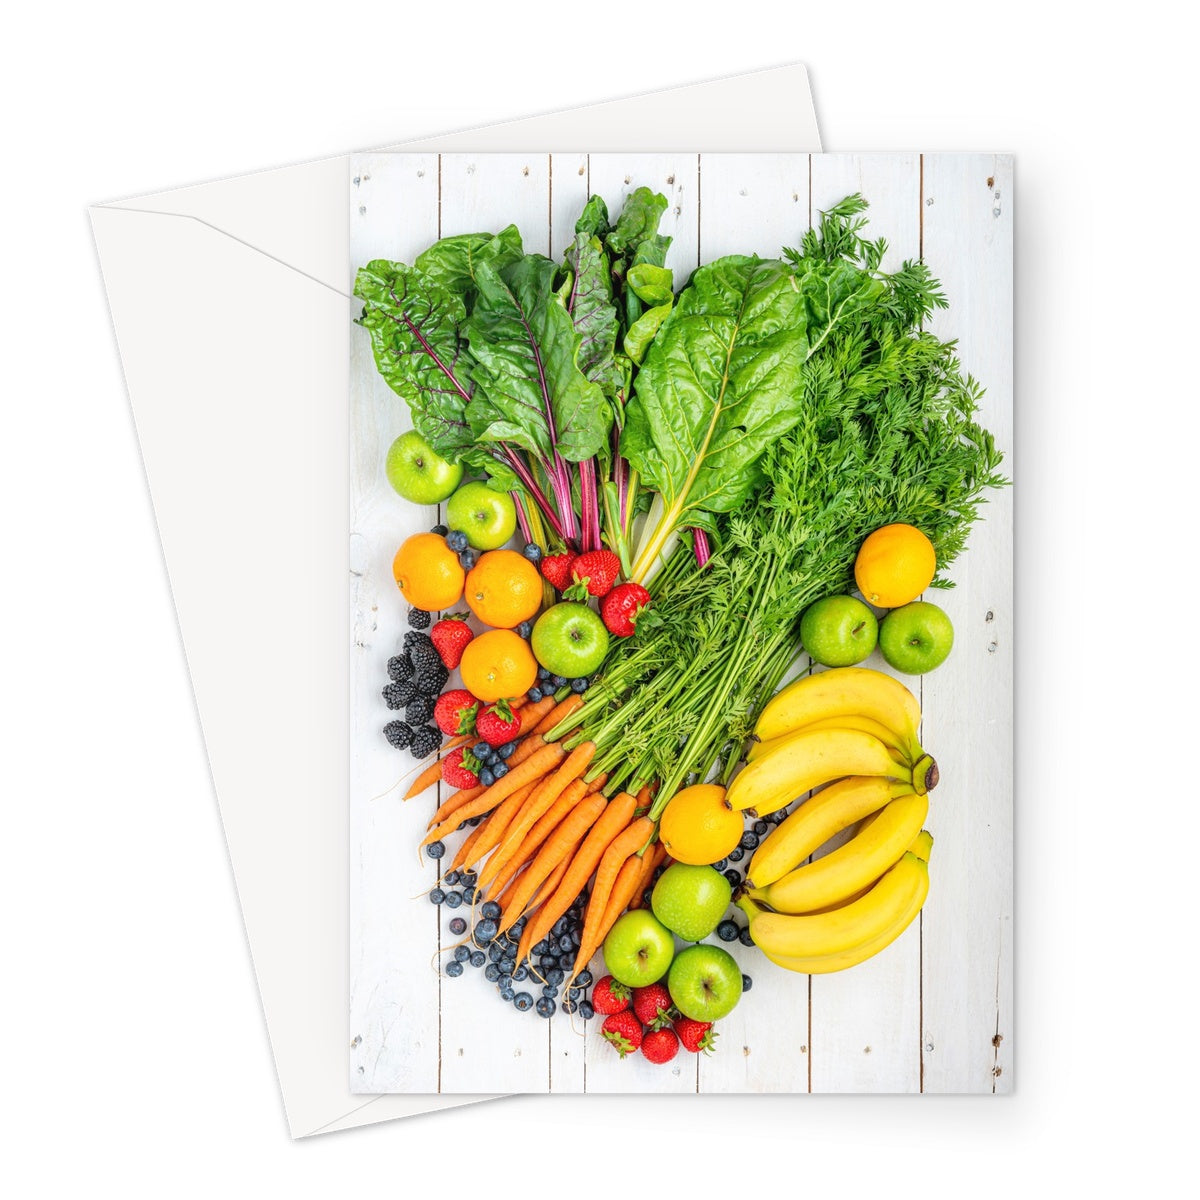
[{"x1": 349, "y1": 152, "x2": 1013, "y2": 1095}]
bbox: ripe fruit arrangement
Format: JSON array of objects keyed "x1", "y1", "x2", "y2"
[{"x1": 728, "y1": 666, "x2": 939, "y2": 975}]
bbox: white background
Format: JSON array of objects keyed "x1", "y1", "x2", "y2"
[{"x1": 1, "y1": 1, "x2": 1189, "y2": 1193}]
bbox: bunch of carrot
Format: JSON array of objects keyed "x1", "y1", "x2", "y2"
[{"x1": 405, "y1": 691, "x2": 670, "y2": 985}]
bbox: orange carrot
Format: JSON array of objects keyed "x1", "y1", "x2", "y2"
[
  {"x1": 481, "y1": 742, "x2": 596, "y2": 879},
  {"x1": 518, "y1": 791, "x2": 639, "y2": 963},
  {"x1": 505, "y1": 733, "x2": 546, "y2": 770},
  {"x1": 496, "y1": 791, "x2": 606, "y2": 935},
  {"x1": 532, "y1": 693, "x2": 585, "y2": 737},
  {"x1": 585, "y1": 771, "x2": 609, "y2": 795},
  {"x1": 627, "y1": 841, "x2": 668, "y2": 910},
  {"x1": 479, "y1": 778, "x2": 589, "y2": 893},
  {"x1": 427, "y1": 785, "x2": 486, "y2": 830},
  {"x1": 456, "y1": 780, "x2": 536, "y2": 873},
  {"x1": 570, "y1": 815, "x2": 656, "y2": 979},
  {"x1": 403, "y1": 758, "x2": 446, "y2": 801},
  {"x1": 420, "y1": 743, "x2": 566, "y2": 847},
  {"x1": 514, "y1": 695, "x2": 555, "y2": 735},
  {"x1": 450, "y1": 816, "x2": 491, "y2": 873}
]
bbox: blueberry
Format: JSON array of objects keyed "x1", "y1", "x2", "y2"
[
  {"x1": 570, "y1": 677, "x2": 589, "y2": 693},
  {"x1": 496, "y1": 742, "x2": 516, "y2": 760},
  {"x1": 491, "y1": 761, "x2": 509, "y2": 779},
  {"x1": 523, "y1": 543, "x2": 544, "y2": 563},
  {"x1": 641, "y1": 889, "x2": 654, "y2": 905},
  {"x1": 445, "y1": 960, "x2": 464, "y2": 978},
  {"x1": 500, "y1": 956, "x2": 516, "y2": 975},
  {"x1": 425, "y1": 839, "x2": 446, "y2": 860},
  {"x1": 741, "y1": 974, "x2": 753, "y2": 991},
  {"x1": 533, "y1": 940, "x2": 550, "y2": 957},
  {"x1": 546, "y1": 967, "x2": 565, "y2": 986},
  {"x1": 458, "y1": 550, "x2": 477, "y2": 570},
  {"x1": 446, "y1": 530, "x2": 468, "y2": 552},
  {"x1": 739, "y1": 926, "x2": 754, "y2": 947},
  {"x1": 432, "y1": 524, "x2": 449, "y2": 536},
  {"x1": 567, "y1": 987, "x2": 582, "y2": 1002},
  {"x1": 462, "y1": 886, "x2": 477, "y2": 904},
  {"x1": 448, "y1": 917, "x2": 467, "y2": 936},
  {"x1": 444, "y1": 890, "x2": 462, "y2": 909},
  {"x1": 527, "y1": 686, "x2": 544, "y2": 702},
  {"x1": 499, "y1": 985, "x2": 516, "y2": 1002},
  {"x1": 557, "y1": 934, "x2": 573, "y2": 954},
  {"x1": 481, "y1": 901, "x2": 502, "y2": 921},
  {"x1": 479, "y1": 767, "x2": 495, "y2": 788},
  {"x1": 470, "y1": 951, "x2": 486, "y2": 968},
  {"x1": 429, "y1": 888, "x2": 446, "y2": 905},
  {"x1": 739, "y1": 831, "x2": 760, "y2": 851},
  {"x1": 574, "y1": 969, "x2": 593, "y2": 988},
  {"x1": 516, "y1": 621, "x2": 532, "y2": 639},
  {"x1": 542, "y1": 985, "x2": 559, "y2": 999},
  {"x1": 562, "y1": 998, "x2": 578, "y2": 1014},
  {"x1": 454, "y1": 945, "x2": 471, "y2": 963},
  {"x1": 474, "y1": 918, "x2": 498, "y2": 943},
  {"x1": 727, "y1": 846, "x2": 744, "y2": 863},
  {"x1": 717, "y1": 919, "x2": 740, "y2": 943},
  {"x1": 443, "y1": 870, "x2": 461, "y2": 887},
  {"x1": 513, "y1": 992, "x2": 534, "y2": 1012},
  {"x1": 712, "y1": 858, "x2": 728, "y2": 872},
  {"x1": 753, "y1": 820, "x2": 769, "y2": 836},
  {"x1": 461, "y1": 870, "x2": 477, "y2": 887},
  {"x1": 488, "y1": 942, "x2": 504, "y2": 963},
  {"x1": 472, "y1": 741, "x2": 490, "y2": 759},
  {"x1": 535, "y1": 997, "x2": 556, "y2": 1018},
  {"x1": 723, "y1": 869, "x2": 741, "y2": 888},
  {"x1": 512, "y1": 965, "x2": 528, "y2": 983},
  {"x1": 484, "y1": 963, "x2": 501, "y2": 982},
  {"x1": 552, "y1": 917, "x2": 568, "y2": 937},
  {"x1": 552, "y1": 675, "x2": 568, "y2": 689},
  {"x1": 537, "y1": 667, "x2": 551, "y2": 681},
  {"x1": 578, "y1": 1001, "x2": 595, "y2": 1020}
]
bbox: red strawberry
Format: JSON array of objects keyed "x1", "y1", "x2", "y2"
[
  {"x1": 441, "y1": 745, "x2": 481, "y2": 790},
  {"x1": 601, "y1": 1010, "x2": 643, "y2": 1058},
  {"x1": 433, "y1": 688, "x2": 480, "y2": 737},
  {"x1": 674, "y1": 1017, "x2": 717, "y2": 1055},
  {"x1": 475, "y1": 698, "x2": 522, "y2": 747},
  {"x1": 430, "y1": 614, "x2": 474, "y2": 670},
  {"x1": 566, "y1": 549, "x2": 621, "y2": 599},
  {"x1": 601, "y1": 582, "x2": 652, "y2": 637},
  {"x1": 631, "y1": 982, "x2": 675, "y2": 1030},
  {"x1": 540, "y1": 553, "x2": 576, "y2": 592},
  {"x1": 590, "y1": 975, "x2": 631, "y2": 1015},
  {"x1": 640, "y1": 1027, "x2": 680, "y2": 1064}
]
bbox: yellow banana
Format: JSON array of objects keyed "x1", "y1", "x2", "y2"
[
  {"x1": 745, "y1": 775, "x2": 916, "y2": 888},
  {"x1": 754, "y1": 667, "x2": 923, "y2": 759},
  {"x1": 727, "y1": 726, "x2": 933, "y2": 818},
  {"x1": 748, "y1": 713, "x2": 916, "y2": 766},
  {"x1": 745, "y1": 791, "x2": 929, "y2": 913},
  {"x1": 735, "y1": 849, "x2": 928, "y2": 959},
  {"x1": 796, "y1": 827, "x2": 933, "y2": 914}
]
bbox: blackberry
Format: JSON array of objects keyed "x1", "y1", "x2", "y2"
[
  {"x1": 387, "y1": 654, "x2": 413, "y2": 682},
  {"x1": 409, "y1": 724, "x2": 442, "y2": 758},
  {"x1": 406, "y1": 695, "x2": 436, "y2": 726},
  {"x1": 717, "y1": 919, "x2": 740, "y2": 942},
  {"x1": 403, "y1": 630, "x2": 433, "y2": 652},
  {"x1": 409, "y1": 641, "x2": 448, "y2": 693},
  {"x1": 407, "y1": 608, "x2": 432, "y2": 629},
  {"x1": 383, "y1": 680, "x2": 417, "y2": 710},
  {"x1": 446, "y1": 530, "x2": 469, "y2": 552},
  {"x1": 383, "y1": 721, "x2": 413, "y2": 750},
  {"x1": 448, "y1": 917, "x2": 467, "y2": 936},
  {"x1": 522, "y1": 543, "x2": 543, "y2": 563}
]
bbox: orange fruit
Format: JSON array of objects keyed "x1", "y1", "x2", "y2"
[
  {"x1": 392, "y1": 532, "x2": 465, "y2": 611},
  {"x1": 463, "y1": 550, "x2": 543, "y2": 629},
  {"x1": 458, "y1": 629, "x2": 538, "y2": 702},
  {"x1": 854, "y1": 523, "x2": 937, "y2": 608},
  {"x1": 658, "y1": 784, "x2": 744, "y2": 866}
]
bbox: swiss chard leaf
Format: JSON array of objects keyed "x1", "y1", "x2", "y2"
[
  {"x1": 623, "y1": 301, "x2": 672, "y2": 366},
  {"x1": 353, "y1": 260, "x2": 478, "y2": 460},
  {"x1": 626, "y1": 263, "x2": 674, "y2": 307},
  {"x1": 564, "y1": 232, "x2": 621, "y2": 398},
  {"x1": 606, "y1": 188, "x2": 670, "y2": 256},
  {"x1": 413, "y1": 226, "x2": 523, "y2": 298},
  {"x1": 464, "y1": 255, "x2": 612, "y2": 465}
]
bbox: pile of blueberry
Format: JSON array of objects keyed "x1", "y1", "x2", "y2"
[
  {"x1": 529, "y1": 665, "x2": 589, "y2": 703},
  {"x1": 434, "y1": 878, "x2": 597, "y2": 1020},
  {"x1": 382, "y1": 609, "x2": 450, "y2": 755}
]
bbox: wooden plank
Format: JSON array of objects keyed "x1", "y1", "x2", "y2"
[
  {"x1": 348, "y1": 151, "x2": 443, "y2": 1093},
  {"x1": 694, "y1": 151, "x2": 812, "y2": 1094},
  {"x1": 804, "y1": 154, "x2": 925, "y2": 1093},
  {"x1": 550, "y1": 152, "x2": 591, "y2": 263},
  {"x1": 433, "y1": 152, "x2": 561, "y2": 1093},
  {"x1": 918, "y1": 153, "x2": 1014, "y2": 1094}
]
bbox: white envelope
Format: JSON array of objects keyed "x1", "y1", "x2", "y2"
[{"x1": 89, "y1": 63, "x2": 822, "y2": 1140}]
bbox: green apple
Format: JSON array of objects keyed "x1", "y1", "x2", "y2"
[
  {"x1": 651, "y1": 864, "x2": 732, "y2": 942},
  {"x1": 445, "y1": 480, "x2": 518, "y2": 550},
  {"x1": 667, "y1": 944, "x2": 743, "y2": 1022},
  {"x1": 385, "y1": 430, "x2": 463, "y2": 504},
  {"x1": 800, "y1": 594, "x2": 879, "y2": 667},
  {"x1": 878, "y1": 600, "x2": 955, "y2": 675},
  {"x1": 530, "y1": 602, "x2": 610, "y2": 677},
  {"x1": 602, "y1": 909, "x2": 675, "y2": 988}
]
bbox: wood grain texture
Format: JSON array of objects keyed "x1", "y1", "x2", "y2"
[{"x1": 348, "y1": 152, "x2": 1014, "y2": 1095}]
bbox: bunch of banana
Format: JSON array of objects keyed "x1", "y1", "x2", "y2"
[
  {"x1": 726, "y1": 667, "x2": 939, "y2": 818},
  {"x1": 736, "y1": 830, "x2": 932, "y2": 974}
]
